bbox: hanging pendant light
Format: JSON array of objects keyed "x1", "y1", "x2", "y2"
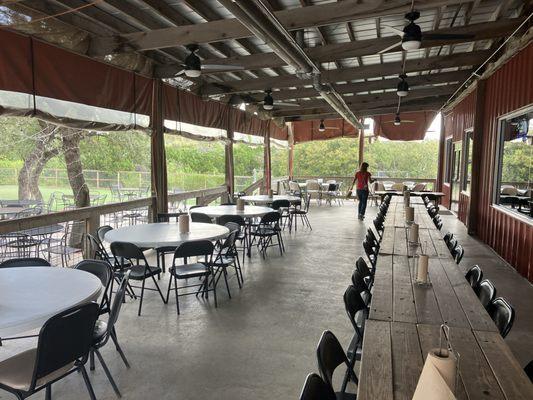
[{"x1": 397, "y1": 75, "x2": 409, "y2": 97}]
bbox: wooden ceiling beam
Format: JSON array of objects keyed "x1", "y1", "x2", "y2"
[
  {"x1": 284, "y1": 98, "x2": 446, "y2": 121},
  {"x1": 89, "y1": 0, "x2": 476, "y2": 54},
  {"x1": 273, "y1": 85, "x2": 458, "y2": 116},
  {"x1": 222, "y1": 69, "x2": 471, "y2": 102},
  {"x1": 154, "y1": 18, "x2": 520, "y2": 76},
  {"x1": 201, "y1": 49, "x2": 490, "y2": 94}
]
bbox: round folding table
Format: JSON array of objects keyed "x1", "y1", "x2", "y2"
[
  {"x1": 191, "y1": 205, "x2": 274, "y2": 218},
  {"x1": 104, "y1": 222, "x2": 229, "y2": 249},
  {"x1": 0, "y1": 267, "x2": 102, "y2": 338},
  {"x1": 239, "y1": 195, "x2": 301, "y2": 205}
]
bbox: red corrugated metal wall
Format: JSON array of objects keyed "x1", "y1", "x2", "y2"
[{"x1": 441, "y1": 42, "x2": 533, "y2": 282}]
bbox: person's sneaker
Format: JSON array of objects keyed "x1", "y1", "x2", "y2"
[{"x1": 358, "y1": 214, "x2": 363, "y2": 220}]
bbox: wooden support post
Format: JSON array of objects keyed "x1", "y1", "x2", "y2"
[
  {"x1": 435, "y1": 112, "x2": 445, "y2": 192},
  {"x1": 225, "y1": 128, "x2": 235, "y2": 199},
  {"x1": 150, "y1": 79, "x2": 168, "y2": 220},
  {"x1": 288, "y1": 122, "x2": 295, "y2": 180},
  {"x1": 358, "y1": 121, "x2": 365, "y2": 166},
  {"x1": 467, "y1": 80, "x2": 486, "y2": 236},
  {"x1": 263, "y1": 130, "x2": 272, "y2": 194}
]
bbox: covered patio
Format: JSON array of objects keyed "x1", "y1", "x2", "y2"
[{"x1": 1, "y1": 1, "x2": 532, "y2": 399}]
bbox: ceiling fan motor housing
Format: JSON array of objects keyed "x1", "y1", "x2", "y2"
[
  {"x1": 402, "y1": 21, "x2": 422, "y2": 50},
  {"x1": 184, "y1": 51, "x2": 202, "y2": 77},
  {"x1": 263, "y1": 91, "x2": 274, "y2": 110}
]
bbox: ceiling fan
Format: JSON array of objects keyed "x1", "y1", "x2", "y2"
[
  {"x1": 385, "y1": 113, "x2": 415, "y2": 126},
  {"x1": 378, "y1": 7, "x2": 475, "y2": 54},
  {"x1": 318, "y1": 119, "x2": 340, "y2": 132},
  {"x1": 262, "y1": 90, "x2": 300, "y2": 110},
  {"x1": 175, "y1": 44, "x2": 245, "y2": 78}
]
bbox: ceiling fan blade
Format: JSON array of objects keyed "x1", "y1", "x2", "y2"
[
  {"x1": 274, "y1": 102, "x2": 300, "y2": 107},
  {"x1": 382, "y1": 25, "x2": 404, "y2": 36},
  {"x1": 325, "y1": 127, "x2": 340, "y2": 130},
  {"x1": 378, "y1": 41, "x2": 403, "y2": 54},
  {"x1": 202, "y1": 64, "x2": 245, "y2": 71},
  {"x1": 174, "y1": 69, "x2": 185, "y2": 76},
  {"x1": 402, "y1": 120, "x2": 416, "y2": 123},
  {"x1": 422, "y1": 33, "x2": 475, "y2": 40}
]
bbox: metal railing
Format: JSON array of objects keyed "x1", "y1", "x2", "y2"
[
  {"x1": 0, "y1": 186, "x2": 228, "y2": 266},
  {"x1": 292, "y1": 176, "x2": 437, "y2": 191}
]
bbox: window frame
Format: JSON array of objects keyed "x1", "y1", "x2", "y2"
[
  {"x1": 444, "y1": 138, "x2": 453, "y2": 184},
  {"x1": 492, "y1": 103, "x2": 533, "y2": 222},
  {"x1": 462, "y1": 129, "x2": 473, "y2": 194}
]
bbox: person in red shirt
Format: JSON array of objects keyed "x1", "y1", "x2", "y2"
[{"x1": 348, "y1": 162, "x2": 374, "y2": 220}]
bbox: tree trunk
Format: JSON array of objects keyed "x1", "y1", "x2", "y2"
[
  {"x1": 18, "y1": 122, "x2": 59, "y2": 200},
  {"x1": 61, "y1": 127, "x2": 90, "y2": 208}
]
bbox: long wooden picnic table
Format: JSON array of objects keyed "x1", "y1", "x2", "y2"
[{"x1": 357, "y1": 197, "x2": 532, "y2": 399}]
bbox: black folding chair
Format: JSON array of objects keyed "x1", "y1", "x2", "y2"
[
  {"x1": 0, "y1": 303, "x2": 100, "y2": 400},
  {"x1": 190, "y1": 212, "x2": 213, "y2": 223},
  {"x1": 478, "y1": 279, "x2": 497, "y2": 310},
  {"x1": 212, "y1": 229, "x2": 243, "y2": 297},
  {"x1": 217, "y1": 214, "x2": 248, "y2": 263},
  {"x1": 299, "y1": 373, "x2": 336, "y2": 400},
  {"x1": 250, "y1": 212, "x2": 284, "y2": 259},
  {"x1": 488, "y1": 297, "x2": 515, "y2": 338},
  {"x1": 166, "y1": 240, "x2": 216, "y2": 315},
  {"x1": 0, "y1": 257, "x2": 51, "y2": 268},
  {"x1": 465, "y1": 265, "x2": 483, "y2": 293},
  {"x1": 110, "y1": 241, "x2": 166, "y2": 316},
  {"x1": 316, "y1": 330, "x2": 358, "y2": 398},
  {"x1": 343, "y1": 285, "x2": 367, "y2": 365},
  {"x1": 91, "y1": 272, "x2": 131, "y2": 398}
]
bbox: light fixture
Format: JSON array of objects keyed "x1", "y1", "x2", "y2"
[
  {"x1": 397, "y1": 75, "x2": 409, "y2": 97},
  {"x1": 319, "y1": 120, "x2": 325, "y2": 132},
  {"x1": 394, "y1": 114, "x2": 401, "y2": 126},
  {"x1": 263, "y1": 90, "x2": 274, "y2": 110},
  {"x1": 401, "y1": 16, "x2": 422, "y2": 50}
]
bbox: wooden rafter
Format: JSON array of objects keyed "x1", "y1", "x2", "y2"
[
  {"x1": 89, "y1": 0, "x2": 477, "y2": 54},
  {"x1": 154, "y1": 18, "x2": 522, "y2": 77},
  {"x1": 201, "y1": 49, "x2": 491, "y2": 94}
]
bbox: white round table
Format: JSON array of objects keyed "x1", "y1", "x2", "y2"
[
  {"x1": 240, "y1": 195, "x2": 301, "y2": 204},
  {"x1": 104, "y1": 222, "x2": 230, "y2": 248},
  {"x1": 192, "y1": 205, "x2": 274, "y2": 218},
  {"x1": 0, "y1": 267, "x2": 103, "y2": 338}
]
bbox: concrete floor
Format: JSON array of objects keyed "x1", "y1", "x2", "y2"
[{"x1": 1, "y1": 201, "x2": 532, "y2": 399}]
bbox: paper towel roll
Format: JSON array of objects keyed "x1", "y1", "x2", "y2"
[
  {"x1": 405, "y1": 206, "x2": 415, "y2": 222},
  {"x1": 178, "y1": 214, "x2": 190, "y2": 234},
  {"x1": 417, "y1": 254, "x2": 429, "y2": 283},
  {"x1": 236, "y1": 198, "x2": 245, "y2": 211},
  {"x1": 413, "y1": 348, "x2": 457, "y2": 400},
  {"x1": 409, "y1": 223, "x2": 419, "y2": 243}
]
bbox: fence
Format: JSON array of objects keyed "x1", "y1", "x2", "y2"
[{"x1": 0, "y1": 167, "x2": 256, "y2": 198}]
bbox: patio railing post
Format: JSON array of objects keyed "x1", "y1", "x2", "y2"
[
  {"x1": 225, "y1": 128, "x2": 235, "y2": 197},
  {"x1": 263, "y1": 130, "x2": 271, "y2": 194},
  {"x1": 150, "y1": 79, "x2": 168, "y2": 220}
]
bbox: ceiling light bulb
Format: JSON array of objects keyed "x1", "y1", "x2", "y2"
[
  {"x1": 184, "y1": 69, "x2": 201, "y2": 78},
  {"x1": 394, "y1": 121, "x2": 401, "y2": 126},
  {"x1": 394, "y1": 115, "x2": 401, "y2": 126},
  {"x1": 397, "y1": 79, "x2": 409, "y2": 97},
  {"x1": 319, "y1": 121, "x2": 325, "y2": 132},
  {"x1": 263, "y1": 104, "x2": 274, "y2": 110},
  {"x1": 402, "y1": 40, "x2": 421, "y2": 51}
]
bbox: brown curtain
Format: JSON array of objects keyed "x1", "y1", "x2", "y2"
[{"x1": 373, "y1": 111, "x2": 437, "y2": 141}]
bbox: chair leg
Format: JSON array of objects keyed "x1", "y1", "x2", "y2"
[
  {"x1": 80, "y1": 365, "x2": 97, "y2": 400},
  {"x1": 94, "y1": 348, "x2": 122, "y2": 398},
  {"x1": 150, "y1": 275, "x2": 167, "y2": 303},
  {"x1": 137, "y1": 279, "x2": 145, "y2": 316},
  {"x1": 110, "y1": 329, "x2": 130, "y2": 368},
  {"x1": 89, "y1": 349, "x2": 95, "y2": 371},
  {"x1": 174, "y1": 275, "x2": 180, "y2": 315},
  {"x1": 45, "y1": 385, "x2": 51, "y2": 400},
  {"x1": 222, "y1": 268, "x2": 231, "y2": 298}
]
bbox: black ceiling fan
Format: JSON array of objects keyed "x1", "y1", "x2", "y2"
[
  {"x1": 385, "y1": 112, "x2": 415, "y2": 126},
  {"x1": 175, "y1": 44, "x2": 245, "y2": 78},
  {"x1": 262, "y1": 90, "x2": 300, "y2": 110},
  {"x1": 379, "y1": 6, "x2": 475, "y2": 54},
  {"x1": 318, "y1": 119, "x2": 340, "y2": 132}
]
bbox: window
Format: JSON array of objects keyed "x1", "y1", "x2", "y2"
[
  {"x1": 494, "y1": 109, "x2": 532, "y2": 219},
  {"x1": 444, "y1": 138, "x2": 453, "y2": 183},
  {"x1": 462, "y1": 131, "x2": 473, "y2": 193}
]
